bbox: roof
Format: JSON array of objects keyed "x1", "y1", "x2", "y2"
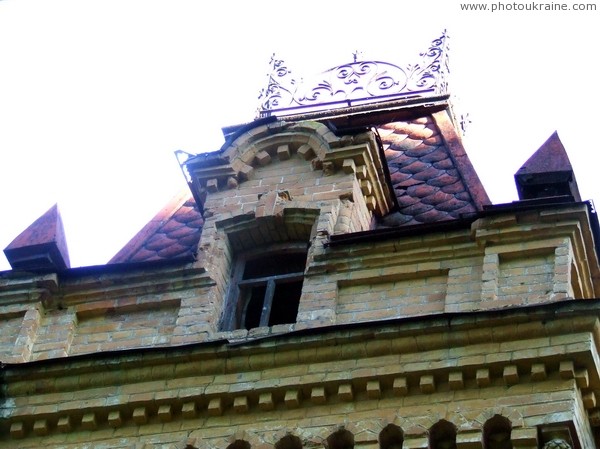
[
  {"x1": 514, "y1": 131, "x2": 581, "y2": 202},
  {"x1": 378, "y1": 110, "x2": 489, "y2": 226},
  {"x1": 517, "y1": 131, "x2": 573, "y2": 175},
  {"x1": 110, "y1": 107, "x2": 488, "y2": 263},
  {"x1": 108, "y1": 189, "x2": 203, "y2": 264},
  {"x1": 3, "y1": 204, "x2": 71, "y2": 270}
]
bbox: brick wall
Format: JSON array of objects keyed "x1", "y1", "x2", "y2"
[
  {"x1": 0, "y1": 198, "x2": 598, "y2": 362},
  {"x1": 1, "y1": 98, "x2": 598, "y2": 448},
  {"x1": 1, "y1": 308, "x2": 595, "y2": 448},
  {"x1": 0, "y1": 312, "x2": 27, "y2": 362}
]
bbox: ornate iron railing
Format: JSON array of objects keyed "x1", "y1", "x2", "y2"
[{"x1": 257, "y1": 31, "x2": 449, "y2": 118}]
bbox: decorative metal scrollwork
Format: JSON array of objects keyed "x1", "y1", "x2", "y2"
[{"x1": 257, "y1": 31, "x2": 449, "y2": 118}]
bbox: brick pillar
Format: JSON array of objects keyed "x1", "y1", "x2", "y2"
[
  {"x1": 13, "y1": 307, "x2": 42, "y2": 362},
  {"x1": 552, "y1": 238, "x2": 573, "y2": 300},
  {"x1": 31, "y1": 308, "x2": 78, "y2": 360},
  {"x1": 481, "y1": 252, "x2": 499, "y2": 302}
]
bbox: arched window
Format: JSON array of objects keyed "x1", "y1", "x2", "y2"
[
  {"x1": 327, "y1": 428, "x2": 354, "y2": 449},
  {"x1": 379, "y1": 424, "x2": 404, "y2": 449},
  {"x1": 429, "y1": 420, "x2": 457, "y2": 449},
  {"x1": 275, "y1": 434, "x2": 303, "y2": 449},
  {"x1": 222, "y1": 243, "x2": 308, "y2": 330},
  {"x1": 483, "y1": 415, "x2": 513, "y2": 449}
]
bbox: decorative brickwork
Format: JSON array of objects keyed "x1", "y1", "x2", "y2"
[
  {"x1": 2, "y1": 94, "x2": 600, "y2": 448},
  {"x1": 0, "y1": 306, "x2": 598, "y2": 447}
]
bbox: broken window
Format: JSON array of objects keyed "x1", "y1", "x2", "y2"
[{"x1": 222, "y1": 244, "x2": 307, "y2": 331}]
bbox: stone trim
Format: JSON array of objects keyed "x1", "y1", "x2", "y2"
[{"x1": 2, "y1": 313, "x2": 598, "y2": 442}]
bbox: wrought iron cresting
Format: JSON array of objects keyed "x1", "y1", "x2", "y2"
[{"x1": 257, "y1": 31, "x2": 449, "y2": 118}]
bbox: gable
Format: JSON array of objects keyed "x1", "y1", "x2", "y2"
[{"x1": 111, "y1": 107, "x2": 489, "y2": 262}]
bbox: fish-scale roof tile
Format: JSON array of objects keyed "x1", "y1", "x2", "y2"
[
  {"x1": 109, "y1": 190, "x2": 203, "y2": 264},
  {"x1": 110, "y1": 111, "x2": 489, "y2": 262},
  {"x1": 421, "y1": 148, "x2": 448, "y2": 164},
  {"x1": 436, "y1": 197, "x2": 470, "y2": 212},
  {"x1": 378, "y1": 112, "x2": 489, "y2": 227},
  {"x1": 441, "y1": 181, "x2": 466, "y2": 194},
  {"x1": 427, "y1": 173, "x2": 460, "y2": 188}
]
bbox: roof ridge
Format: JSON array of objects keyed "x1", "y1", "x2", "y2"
[{"x1": 431, "y1": 109, "x2": 491, "y2": 210}]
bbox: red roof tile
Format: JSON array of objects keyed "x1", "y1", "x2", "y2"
[
  {"x1": 378, "y1": 110, "x2": 490, "y2": 227},
  {"x1": 517, "y1": 131, "x2": 572, "y2": 175},
  {"x1": 109, "y1": 190, "x2": 203, "y2": 264},
  {"x1": 4, "y1": 204, "x2": 71, "y2": 270},
  {"x1": 514, "y1": 131, "x2": 581, "y2": 201},
  {"x1": 110, "y1": 109, "x2": 489, "y2": 262}
]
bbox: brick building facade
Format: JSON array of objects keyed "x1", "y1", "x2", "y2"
[{"x1": 2, "y1": 38, "x2": 600, "y2": 448}]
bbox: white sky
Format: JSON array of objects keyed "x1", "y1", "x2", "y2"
[{"x1": 0, "y1": 0, "x2": 598, "y2": 271}]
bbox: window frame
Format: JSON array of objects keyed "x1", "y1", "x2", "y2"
[{"x1": 222, "y1": 242, "x2": 308, "y2": 331}]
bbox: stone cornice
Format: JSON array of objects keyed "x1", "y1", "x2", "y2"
[
  {"x1": 3, "y1": 303, "x2": 600, "y2": 440},
  {"x1": 321, "y1": 133, "x2": 394, "y2": 216},
  {"x1": 0, "y1": 272, "x2": 58, "y2": 307}
]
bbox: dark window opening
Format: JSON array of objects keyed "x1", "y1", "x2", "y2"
[
  {"x1": 275, "y1": 434, "x2": 302, "y2": 449},
  {"x1": 379, "y1": 424, "x2": 404, "y2": 449},
  {"x1": 223, "y1": 245, "x2": 307, "y2": 331},
  {"x1": 227, "y1": 441, "x2": 251, "y2": 449},
  {"x1": 242, "y1": 252, "x2": 307, "y2": 279},
  {"x1": 243, "y1": 285, "x2": 267, "y2": 330},
  {"x1": 327, "y1": 429, "x2": 354, "y2": 449},
  {"x1": 268, "y1": 280, "x2": 302, "y2": 326},
  {"x1": 484, "y1": 415, "x2": 513, "y2": 449},
  {"x1": 430, "y1": 420, "x2": 457, "y2": 449}
]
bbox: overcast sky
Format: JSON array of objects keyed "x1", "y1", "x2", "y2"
[{"x1": 1, "y1": 0, "x2": 598, "y2": 270}]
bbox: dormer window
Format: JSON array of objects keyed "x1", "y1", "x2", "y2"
[{"x1": 222, "y1": 243, "x2": 308, "y2": 331}]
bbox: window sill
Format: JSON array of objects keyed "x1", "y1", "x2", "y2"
[{"x1": 215, "y1": 323, "x2": 296, "y2": 343}]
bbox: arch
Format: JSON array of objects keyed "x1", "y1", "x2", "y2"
[
  {"x1": 483, "y1": 415, "x2": 513, "y2": 449},
  {"x1": 379, "y1": 423, "x2": 404, "y2": 449},
  {"x1": 275, "y1": 434, "x2": 303, "y2": 449},
  {"x1": 216, "y1": 120, "x2": 338, "y2": 191},
  {"x1": 326, "y1": 428, "x2": 354, "y2": 449},
  {"x1": 222, "y1": 120, "x2": 337, "y2": 168},
  {"x1": 184, "y1": 120, "x2": 339, "y2": 216},
  {"x1": 429, "y1": 419, "x2": 457, "y2": 449}
]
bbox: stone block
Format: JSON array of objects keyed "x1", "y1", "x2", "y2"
[
  {"x1": 133, "y1": 407, "x2": 148, "y2": 425},
  {"x1": 108, "y1": 410, "x2": 123, "y2": 427},
  {"x1": 338, "y1": 384, "x2": 354, "y2": 401},
  {"x1": 81, "y1": 412, "x2": 97, "y2": 430},
  {"x1": 182, "y1": 402, "x2": 197, "y2": 419},
  {"x1": 420, "y1": 375, "x2": 435, "y2": 394},
  {"x1": 448, "y1": 371, "x2": 464, "y2": 390},
  {"x1": 366, "y1": 380, "x2": 381, "y2": 399},
  {"x1": 393, "y1": 377, "x2": 408, "y2": 396},
  {"x1": 311, "y1": 386, "x2": 327, "y2": 404}
]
